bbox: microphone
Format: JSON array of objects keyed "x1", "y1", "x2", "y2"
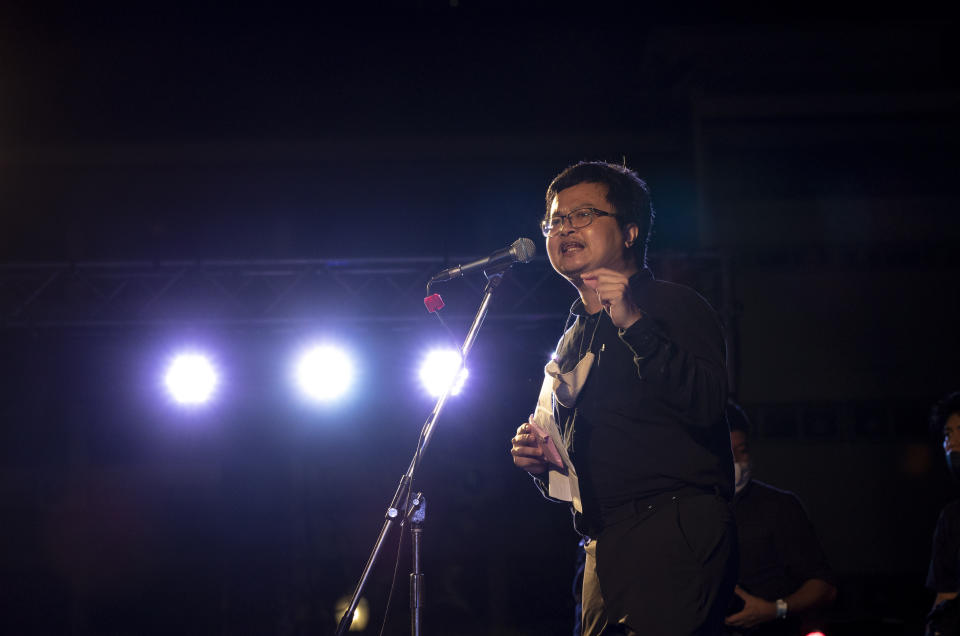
[{"x1": 430, "y1": 238, "x2": 536, "y2": 283}]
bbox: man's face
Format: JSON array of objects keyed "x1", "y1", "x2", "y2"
[
  {"x1": 730, "y1": 430, "x2": 750, "y2": 464},
  {"x1": 545, "y1": 181, "x2": 637, "y2": 283},
  {"x1": 944, "y1": 413, "x2": 960, "y2": 454}
]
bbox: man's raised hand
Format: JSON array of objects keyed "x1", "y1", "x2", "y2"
[{"x1": 581, "y1": 268, "x2": 643, "y2": 329}]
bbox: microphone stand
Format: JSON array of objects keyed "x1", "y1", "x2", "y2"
[
  {"x1": 334, "y1": 269, "x2": 507, "y2": 636},
  {"x1": 409, "y1": 494, "x2": 426, "y2": 636}
]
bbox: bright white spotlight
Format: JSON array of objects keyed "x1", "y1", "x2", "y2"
[
  {"x1": 295, "y1": 344, "x2": 355, "y2": 402},
  {"x1": 419, "y1": 349, "x2": 468, "y2": 397},
  {"x1": 164, "y1": 353, "x2": 218, "y2": 405}
]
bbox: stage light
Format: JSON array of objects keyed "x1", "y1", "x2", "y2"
[
  {"x1": 164, "y1": 353, "x2": 218, "y2": 405},
  {"x1": 805, "y1": 632, "x2": 826, "y2": 636},
  {"x1": 419, "y1": 348, "x2": 468, "y2": 397},
  {"x1": 295, "y1": 344, "x2": 356, "y2": 402},
  {"x1": 334, "y1": 596, "x2": 369, "y2": 631}
]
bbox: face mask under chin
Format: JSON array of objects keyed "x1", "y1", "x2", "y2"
[
  {"x1": 546, "y1": 352, "x2": 595, "y2": 408},
  {"x1": 734, "y1": 461, "x2": 752, "y2": 494}
]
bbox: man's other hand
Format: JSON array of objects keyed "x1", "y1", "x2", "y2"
[
  {"x1": 724, "y1": 586, "x2": 777, "y2": 629},
  {"x1": 510, "y1": 422, "x2": 549, "y2": 475}
]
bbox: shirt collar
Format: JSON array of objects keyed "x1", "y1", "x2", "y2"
[{"x1": 569, "y1": 267, "x2": 654, "y2": 317}]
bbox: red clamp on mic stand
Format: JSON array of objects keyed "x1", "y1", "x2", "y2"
[{"x1": 423, "y1": 293, "x2": 444, "y2": 313}]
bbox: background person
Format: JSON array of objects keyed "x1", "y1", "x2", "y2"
[
  {"x1": 724, "y1": 401, "x2": 837, "y2": 635},
  {"x1": 925, "y1": 391, "x2": 960, "y2": 634}
]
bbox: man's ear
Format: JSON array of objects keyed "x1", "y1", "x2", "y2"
[{"x1": 624, "y1": 223, "x2": 639, "y2": 248}]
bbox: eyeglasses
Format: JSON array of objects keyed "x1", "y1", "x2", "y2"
[{"x1": 541, "y1": 207, "x2": 615, "y2": 237}]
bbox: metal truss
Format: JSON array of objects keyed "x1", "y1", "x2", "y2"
[{"x1": 0, "y1": 253, "x2": 728, "y2": 330}]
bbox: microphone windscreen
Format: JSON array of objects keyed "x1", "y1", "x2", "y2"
[{"x1": 512, "y1": 237, "x2": 536, "y2": 263}]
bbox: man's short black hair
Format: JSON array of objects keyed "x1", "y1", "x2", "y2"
[
  {"x1": 930, "y1": 391, "x2": 960, "y2": 436},
  {"x1": 545, "y1": 161, "x2": 655, "y2": 267}
]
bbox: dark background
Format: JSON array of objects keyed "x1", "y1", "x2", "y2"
[{"x1": 1, "y1": 3, "x2": 959, "y2": 635}]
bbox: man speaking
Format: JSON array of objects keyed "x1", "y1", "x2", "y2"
[{"x1": 510, "y1": 161, "x2": 737, "y2": 635}]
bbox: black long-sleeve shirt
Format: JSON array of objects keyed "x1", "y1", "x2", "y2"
[{"x1": 548, "y1": 267, "x2": 732, "y2": 534}]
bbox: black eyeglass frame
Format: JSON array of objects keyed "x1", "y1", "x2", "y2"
[{"x1": 541, "y1": 207, "x2": 616, "y2": 237}]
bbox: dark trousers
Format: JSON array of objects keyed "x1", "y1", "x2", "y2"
[{"x1": 581, "y1": 493, "x2": 738, "y2": 636}]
